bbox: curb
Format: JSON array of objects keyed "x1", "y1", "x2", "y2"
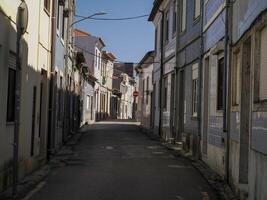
[
  {"x1": 0, "y1": 130, "x2": 84, "y2": 200},
  {"x1": 141, "y1": 129, "x2": 239, "y2": 200}
]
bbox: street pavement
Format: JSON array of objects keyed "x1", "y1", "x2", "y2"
[{"x1": 26, "y1": 121, "x2": 218, "y2": 200}]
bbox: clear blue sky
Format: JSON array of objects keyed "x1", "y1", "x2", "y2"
[{"x1": 75, "y1": 0, "x2": 154, "y2": 63}]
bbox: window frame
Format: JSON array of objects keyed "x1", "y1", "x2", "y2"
[
  {"x1": 180, "y1": 0, "x2": 187, "y2": 33},
  {"x1": 172, "y1": 0, "x2": 177, "y2": 36},
  {"x1": 165, "y1": 9, "x2": 170, "y2": 44},
  {"x1": 192, "y1": 63, "x2": 199, "y2": 117},
  {"x1": 6, "y1": 68, "x2": 16, "y2": 123},
  {"x1": 56, "y1": 0, "x2": 61, "y2": 32},
  {"x1": 232, "y1": 49, "x2": 241, "y2": 107},
  {"x1": 163, "y1": 77, "x2": 168, "y2": 110},
  {"x1": 193, "y1": 0, "x2": 201, "y2": 21},
  {"x1": 217, "y1": 56, "x2": 224, "y2": 111}
]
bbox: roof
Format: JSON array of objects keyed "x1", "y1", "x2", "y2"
[
  {"x1": 148, "y1": 0, "x2": 163, "y2": 21},
  {"x1": 98, "y1": 37, "x2": 106, "y2": 48},
  {"x1": 136, "y1": 51, "x2": 155, "y2": 68},
  {"x1": 74, "y1": 29, "x2": 91, "y2": 37},
  {"x1": 102, "y1": 51, "x2": 117, "y2": 61}
]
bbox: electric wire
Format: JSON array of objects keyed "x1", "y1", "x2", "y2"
[
  {"x1": 75, "y1": 14, "x2": 149, "y2": 21},
  {"x1": 74, "y1": 44, "x2": 160, "y2": 65}
]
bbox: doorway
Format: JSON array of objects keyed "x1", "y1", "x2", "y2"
[
  {"x1": 239, "y1": 37, "x2": 251, "y2": 184},
  {"x1": 178, "y1": 70, "x2": 185, "y2": 140},
  {"x1": 170, "y1": 73, "x2": 176, "y2": 138},
  {"x1": 202, "y1": 58, "x2": 209, "y2": 155},
  {"x1": 39, "y1": 69, "x2": 48, "y2": 158}
]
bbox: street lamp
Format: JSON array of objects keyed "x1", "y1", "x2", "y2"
[{"x1": 70, "y1": 11, "x2": 107, "y2": 27}]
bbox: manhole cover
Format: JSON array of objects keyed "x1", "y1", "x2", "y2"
[{"x1": 105, "y1": 146, "x2": 114, "y2": 150}]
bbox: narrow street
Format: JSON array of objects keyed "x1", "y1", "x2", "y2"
[{"x1": 26, "y1": 121, "x2": 218, "y2": 200}]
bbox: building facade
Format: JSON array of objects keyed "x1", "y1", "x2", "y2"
[
  {"x1": 0, "y1": 0, "x2": 52, "y2": 192},
  {"x1": 136, "y1": 51, "x2": 155, "y2": 131},
  {"x1": 228, "y1": 1, "x2": 267, "y2": 199},
  {"x1": 0, "y1": 0, "x2": 79, "y2": 193},
  {"x1": 111, "y1": 63, "x2": 135, "y2": 119},
  {"x1": 201, "y1": 0, "x2": 227, "y2": 177},
  {"x1": 149, "y1": 0, "x2": 178, "y2": 140}
]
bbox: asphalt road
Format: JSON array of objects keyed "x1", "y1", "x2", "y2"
[{"x1": 27, "y1": 121, "x2": 218, "y2": 200}]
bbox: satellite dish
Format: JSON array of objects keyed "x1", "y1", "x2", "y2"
[{"x1": 16, "y1": 1, "x2": 28, "y2": 35}]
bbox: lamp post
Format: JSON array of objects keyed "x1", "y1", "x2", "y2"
[{"x1": 13, "y1": 2, "x2": 28, "y2": 199}]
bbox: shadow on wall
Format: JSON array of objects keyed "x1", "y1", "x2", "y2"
[{"x1": 0, "y1": 5, "x2": 29, "y2": 193}]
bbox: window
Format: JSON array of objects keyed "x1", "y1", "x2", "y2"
[
  {"x1": 6, "y1": 68, "x2": 16, "y2": 122},
  {"x1": 44, "y1": 0, "x2": 50, "y2": 13},
  {"x1": 98, "y1": 53, "x2": 101, "y2": 69},
  {"x1": 217, "y1": 57, "x2": 224, "y2": 110},
  {"x1": 259, "y1": 26, "x2": 267, "y2": 101},
  {"x1": 180, "y1": 0, "x2": 187, "y2": 32},
  {"x1": 57, "y1": 0, "x2": 60, "y2": 30},
  {"x1": 61, "y1": 11, "x2": 65, "y2": 39},
  {"x1": 194, "y1": 0, "x2": 201, "y2": 19},
  {"x1": 232, "y1": 51, "x2": 241, "y2": 106},
  {"x1": 142, "y1": 79, "x2": 145, "y2": 103},
  {"x1": 158, "y1": 82, "x2": 161, "y2": 108},
  {"x1": 192, "y1": 63, "x2": 199, "y2": 117},
  {"x1": 163, "y1": 77, "x2": 168, "y2": 109},
  {"x1": 57, "y1": 76, "x2": 63, "y2": 122},
  {"x1": 87, "y1": 95, "x2": 90, "y2": 110},
  {"x1": 165, "y1": 10, "x2": 170, "y2": 43},
  {"x1": 31, "y1": 86, "x2": 37, "y2": 156},
  {"x1": 155, "y1": 28, "x2": 158, "y2": 52},
  {"x1": 146, "y1": 77, "x2": 149, "y2": 105},
  {"x1": 173, "y1": 0, "x2": 177, "y2": 35},
  {"x1": 90, "y1": 96, "x2": 94, "y2": 120},
  {"x1": 94, "y1": 49, "x2": 97, "y2": 68}
]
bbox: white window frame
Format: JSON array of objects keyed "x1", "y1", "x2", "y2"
[
  {"x1": 181, "y1": 0, "x2": 187, "y2": 32},
  {"x1": 194, "y1": 0, "x2": 201, "y2": 20},
  {"x1": 192, "y1": 63, "x2": 199, "y2": 117},
  {"x1": 259, "y1": 26, "x2": 267, "y2": 101}
]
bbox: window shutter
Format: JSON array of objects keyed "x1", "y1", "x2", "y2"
[
  {"x1": 9, "y1": 53, "x2": 16, "y2": 69},
  {"x1": 260, "y1": 27, "x2": 267, "y2": 100}
]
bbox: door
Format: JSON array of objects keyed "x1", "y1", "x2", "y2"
[
  {"x1": 239, "y1": 38, "x2": 251, "y2": 184},
  {"x1": 39, "y1": 69, "x2": 48, "y2": 157},
  {"x1": 202, "y1": 58, "x2": 209, "y2": 155},
  {"x1": 178, "y1": 70, "x2": 185, "y2": 140},
  {"x1": 170, "y1": 73, "x2": 175, "y2": 138}
]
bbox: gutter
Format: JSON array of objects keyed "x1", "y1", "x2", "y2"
[
  {"x1": 197, "y1": 0, "x2": 205, "y2": 160},
  {"x1": 47, "y1": 0, "x2": 57, "y2": 160},
  {"x1": 224, "y1": 0, "x2": 231, "y2": 182},
  {"x1": 158, "y1": 10, "x2": 164, "y2": 137}
]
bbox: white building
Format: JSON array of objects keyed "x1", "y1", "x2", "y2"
[{"x1": 136, "y1": 51, "x2": 155, "y2": 131}]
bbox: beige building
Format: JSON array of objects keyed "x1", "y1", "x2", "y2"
[{"x1": 0, "y1": 0, "x2": 52, "y2": 192}]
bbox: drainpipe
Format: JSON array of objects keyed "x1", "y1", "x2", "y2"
[
  {"x1": 47, "y1": 0, "x2": 57, "y2": 160},
  {"x1": 197, "y1": 0, "x2": 205, "y2": 160},
  {"x1": 158, "y1": 10, "x2": 164, "y2": 137},
  {"x1": 224, "y1": 0, "x2": 231, "y2": 182}
]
